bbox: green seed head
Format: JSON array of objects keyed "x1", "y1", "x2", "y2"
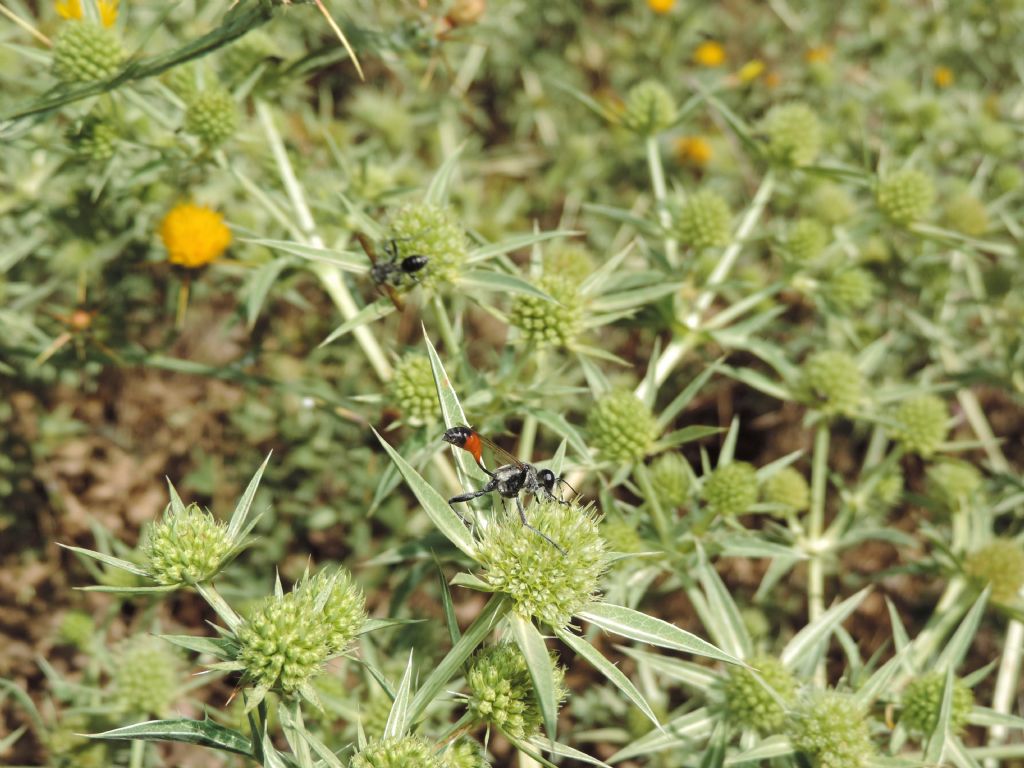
[
  {"x1": 869, "y1": 468, "x2": 904, "y2": 515},
  {"x1": 543, "y1": 244, "x2": 595, "y2": 285},
  {"x1": 143, "y1": 502, "x2": 234, "y2": 586},
  {"x1": 927, "y1": 460, "x2": 982, "y2": 508},
  {"x1": 600, "y1": 516, "x2": 644, "y2": 554},
  {"x1": 52, "y1": 22, "x2": 124, "y2": 83},
  {"x1": 359, "y1": 694, "x2": 393, "y2": 740},
  {"x1": 185, "y1": 87, "x2": 239, "y2": 148},
  {"x1": 759, "y1": 102, "x2": 824, "y2": 167},
  {"x1": 942, "y1": 192, "x2": 989, "y2": 237},
  {"x1": 963, "y1": 539, "x2": 1024, "y2": 604},
  {"x1": 702, "y1": 461, "x2": 758, "y2": 516},
  {"x1": 901, "y1": 672, "x2": 974, "y2": 737},
  {"x1": 509, "y1": 275, "x2": 584, "y2": 347},
  {"x1": 303, "y1": 567, "x2": 367, "y2": 654},
  {"x1": 440, "y1": 737, "x2": 489, "y2": 768},
  {"x1": 621, "y1": 80, "x2": 676, "y2": 135},
  {"x1": 390, "y1": 354, "x2": 438, "y2": 425},
  {"x1": 825, "y1": 268, "x2": 877, "y2": 314},
  {"x1": 467, "y1": 642, "x2": 566, "y2": 739},
  {"x1": 809, "y1": 184, "x2": 856, "y2": 225},
  {"x1": 876, "y1": 169, "x2": 936, "y2": 225},
  {"x1": 891, "y1": 394, "x2": 948, "y2": 457},
  {"x1": 675, "y1": 190, "x2": 732, "y2": 249},
  {"x1": 993, "y1": 165, "x2": 1022, "y2": 194},
  {"x1": 587, "y1": 390, "x2": 659, "y2": 464},
  {"x1": 648, "y1": 452, "x2": 692, "y2": 507},
  {"x1": 56, "y1": 610, "x2": 95, "y2": 649},
  {"x1": 786, "y1": 689, "x2": 876, "y2": 768},
  {"x1": 763, "y1": 467, "x2": 810, "y2": 512},
  {"x1": 784, "y1": 219, "x2": 829, "y2": 264},
  {"x1": 68, "y1": 114, "x2": 117, "y2": 162},
  {"x1": 350, "y1": 736, "x2": 444, "y2": 768},
  {"x1": 387, "y1": 203, "x2": 469, "y2": 289},
  {"x1": 477, "y1": 500, "x2": 607, "y2": 629},
  {"x1": 720, "y1": 654, "x2": 797, "y2": 734},
  {"x1": 113, "y1": 636, "x2": 181, "y2": 716},
  {"x1": 799, "y1": 350, "x2": 864, "y2": 417}
]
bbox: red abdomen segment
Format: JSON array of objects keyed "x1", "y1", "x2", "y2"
[{"x1": 442, "y1": 425, "x2": 485, "y2": 468}]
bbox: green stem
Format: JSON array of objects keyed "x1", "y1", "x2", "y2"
[
  {"x1": 128, "y1": 738, "x2": 146, "y2": 768},
  {"x1": 633, "y1": 461, "x2": 672, "y2": 551},
  {"x1": 432, "y1": 294, "x2": 460, "y2": 358},
  {"x1": 807, "y1": 422, "x2": 830, "y2": 686},
  {"x1": 195, "y1": 582, "x2": 242, "y2": 633},
  {"x1": 646, "y1": 135, "x2": 677, "y2": 267}
]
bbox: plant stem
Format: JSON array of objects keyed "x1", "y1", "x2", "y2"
[
  {"x1": 807, "y1": 421, "x2": 830, "y2": 687},
  {"x1": 257, "y1": 101, "x2": 391, "y2": 382},
  {"x1": 646, "y1": 135, "x2": 677, "y2": 267},
  {"x1": 633, "y1": 461, "x2": 673, "y2": 551},
  {"x1": 432, "y1": 293, "x2": 460, "y2": 357}
]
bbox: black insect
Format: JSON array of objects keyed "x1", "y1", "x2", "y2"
[
  {"x1": 442, "y1": 425, "x2": 576, "y2": 554},
  {"x1": 354, "y1": 232, "x2": 428, "y2": 309}
]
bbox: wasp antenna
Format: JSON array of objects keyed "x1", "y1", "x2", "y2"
[{"x1": 557, "y1": 476, "x2": 579, "y2": 497}]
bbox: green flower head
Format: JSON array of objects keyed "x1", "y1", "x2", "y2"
[
  {"x1": 763, "y1": 467, "x2": 810, "y2": 512},
  {"x1": 675, "y1": 190, "x2": 732, "y2": 249},
  {"x1": 876, "y1": 169, "x2": 936, "y2": 225},
  {"x1": 351, "y1": 736, "x2": 444, "y2": 768},
  {"x1": 113, "y1": 636, "x2": 181, "y2": 717},
  {"x1": 467, "y1": 642, "x2": 566, "y2": 739},
  {"x1": 143, "y1": 502, "x2": 234, "y2": 586},
  {"x1": 702, "y1": 461, "x2": 758, "y2": 516},
  {"x1": 784, "y1": 219, "x2": 829, "y2": 264},
  {"x1": 621, "y1": 80, "x2": 676, "y2": 135},
  {"x1": 509, "y1": 275, "x2": 584, "y2": 348},
  {"x1": 387, "y1": 203, "x2": 469, "y2": 289},
  {"x1": 543, "y1": 244, "x2": 594, "y2": 286},
  {"x1": 720, "y1": 654, "x2": 797, "y2": 734},
  {"x1": 477, "y1": 500, "x2": 607, "y2": 629},
  {"x1": 891, "y1": 394, "x2": 948, "y2": 457},
  {"x1": 786, "y1": 689, "x2": 876, "y2": 768},
  {"x1": 963, "y1": 539, "x2": 1024, "y2": 604},
  {"x1": 799, "y1": 350, "x2": 864, "y2": 418},
  {"x1": 759, "y1": 102, "x2": 824, "y2": 167},
  {"x1": 185, "y1": 87, "x2": 239, "y2": 148},
  {"x1": 825, "y1": 268, "x2": 877, "y2": 314},
  {"x1": 52, "y1": 21, "x2": 124, "y2": 83},
  {"x1": 587, "y1": 390, "x2": 659, "y2": 464},
  {"x1": 942, "y1": 192, "x2": 989, "y2": 237},
  {"x1": 647, "y1": 452, "x2": 693, "y2": 508},
  {"x1": 927, "y1": 460, "x2": 983, "y2": 508},
  {"x1": 901, "y1": 672, "x2": 973, "y2": 737},
  {"x1": 390, "y1": 354, "x2": 438, "y2": 425},
  {"x1": 56, "y1": 610, "x2": 95, "y2": 650}
]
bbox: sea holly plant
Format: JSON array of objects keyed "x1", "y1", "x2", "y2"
[{"x1": 374, "y1": 339, "x2": 745, "y2": 762}]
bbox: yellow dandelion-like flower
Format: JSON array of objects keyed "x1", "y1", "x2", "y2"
[
  {"x1": 736, "y1": 59, "x2": 765, "y2": 83},
  {"x1": 159, "y1": 203, "x2": 232, "y2": 269},
  {"x1": 805, "y1": 45, "x2": 832, "y2": 63},
  {"x1": 693, "y1": 40, "x2": 726, "y2": 68},
  {"x1": 675, "y1": 135, "x2": 713, "y2": 167},
  {"x1": 647, "y1": 0, "x2": 676, "y2": 13},
  {"x1": 55, "y1": 0, "x2": 118, "y2": 27},
  {"x1": 933, "y1": 66, "x2": 954, "y2": 88}
]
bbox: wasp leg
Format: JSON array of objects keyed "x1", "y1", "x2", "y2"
[
  {"x1": 515, "y1": 496, "x2": 567, "y2": 555},
  {"x1": 448, "y1": 488, "x2": 491, "y2": 529}
]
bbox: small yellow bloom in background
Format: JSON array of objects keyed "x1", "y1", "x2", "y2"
[
  {"x1": 693, "y1": 40, "x2": 726, "y2": 68},
  {"x1": 675, "y1": 135, "x2": 713, "y2": 168},
  {"x1": 763, "y1": 70, "x2": 782, "y2": 88},
  {"x1": 55, "y1": 0, "x2": 119, "y2": 27},
  {"x1": 933, "y1": 66, "x2": 954, "y2": 88},
  {"x1": 736, "y1": 59, "x2": 765, "y2": 83},
  {"x1": 647, "y1": 0, "x2": 676, "y2": 13},
  {"x1": 159, "y1": 203, "x2": 231, "y2": 269},
  {"x1": 805, "y1": 45, "x2": 832, "y2": 63}
]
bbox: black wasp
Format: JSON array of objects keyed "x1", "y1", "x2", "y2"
[
  {"x1": 442, "y1": 425, "x2": 576, "y2": 554},
  {"x1": 354, "y1": 232, "x2": 428, "y2": 310}
]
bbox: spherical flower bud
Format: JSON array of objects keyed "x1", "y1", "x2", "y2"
[
  {"x1": 901, "y1": 672, "x2": 973, "y2": 737},
  {"x1": 869, "y1": 468, "x2": 904, "y2": 515},
  {"x1": 113, "y1": 636, "x2": 181, "y2": 716},
  {"x1": 621, "y1": 80, "x2": 676, "y2": 135},
  {"x1": 809, "y1": 184, "x2": 856, "y2": 225},
  {"x1": 351, "y1": 736, "x2": 444, "y2": 768},
  {"x1": 763, "y1": 467, "x2": 810, "y2": 512},
  {"x1": 759, "y1": 103, "x2": 823, "y2": 167},
  {"x1": 859, "y1": 235, "x2": 891, "y2": 264},
  {"x1": 927, "y1": 460, "x2": 982, "y2": 508},
  {"x1": 719, "y1": 654, "x2": 797, "y2": 734},
  {"x1": 786, "y1": 690, "x2": 875, "y2": 768},
  {"x1": 52, "y1": 21, "x2": 124, "y2": 83},
  {"x1": 993, "y1": 165, "x2": 1022, "y2": 194},
  {"x1": 963, "y1": 539, "x2": 1024, "y2": 604},
  {"x1": 509, "y1": 275, "x2": 583, "y2": 347},
  {"x1": 304, "y1": 567, "x2": 367, "y2": 654},
  {"x1": 389, "y1": 354, "x2": 437, "y2": 425},
  {"x1": 942, "y1": 192, "x2": 989, "y2": 237},
  {"x1": 220, "y1": 31, "x2": 277, "y2": 84},
  {"x1": 784, "y1": 219, "x2": 829, "y2": 263},
  {"x1": 68, "y1": 115, "x2": 117, "y2": 162},
  {"x1": 441, "y1": 737, "x2": 488, "y2": 768},
  {"x1": 675, "y1": 190, "x2": 732, "y2": 249},
  {"x1": 543, "y1": 244, "x2": 594, "y2": 286},
  {"x1": 693, "y1": 40, "x2": 726, "y2": 68},
  {"x1": 185, "y1": 87, "x2": 239, "y2": 148},
  {"x1": 890, "y1": 394, "x2": 947, "y2": 457},
  {"x1": 702, "y1": 461, "x2": 758, "y2": 516},
  {"x1": 876, "y1": 169, "x2": 936, "y2": 225},
  {"x1": 825, "y1": 268, "x2": 877, "y2": 314},
  {"x1": 56, "y1": 610, "x2": 95, "y2": 649},
  {"x1": 142, "y1": 502, "x2": 233, "y2": 586},
  {"x1": 587, "y1": 390, "x2": 659, "y2": 463},
  {"x1": 467, "y1": 642, "x2": 566, "y2": 739},
  {"x1": 477, "y1": 500, "x2": 607, "y2": 629},
  {"x1": 601, "y1": 516, "x2": 644, "y2": 554},
  {"x1": 159, "y1": 203, "x2": 232, "y2": 269},
  {"x1": 387, "y1": 203, "x2": 468, "y2": 289},
  {"x1": 648, "y1": 452, "x2": 692, "y2": 507},
  {"x1": 799, "y1": 350, "x2": 863, "y2": 417}
]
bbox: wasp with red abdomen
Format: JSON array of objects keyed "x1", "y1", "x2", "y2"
[{"x1": 442, "y1": 425, "x2": 577, "y2": 554}]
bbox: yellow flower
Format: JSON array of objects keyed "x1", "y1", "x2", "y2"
[
  {"x1": 647, "y1": 0, "x2": 676, "y2": 13},
  {"x1": 736, "y1": 59, "x2": 765, "y2": 83},
  {"x1": 675, "y1": 135, "x2": 713, "y2": 168},
  {"x1": 159, "y1": 203, "x2": 231, "y2": 269},
  {"x1": 805, "y1": 45, "x2": 832, "y2": 63},
  {"x1": 933, "y1": 66, "x2": 954, "y2": 88},
  {"x1": 693, "y1": 40, "x2": 726, "y2": 68},
  {"x1": 55, "y1": 0, "x2": 119, "y2": 27}
]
